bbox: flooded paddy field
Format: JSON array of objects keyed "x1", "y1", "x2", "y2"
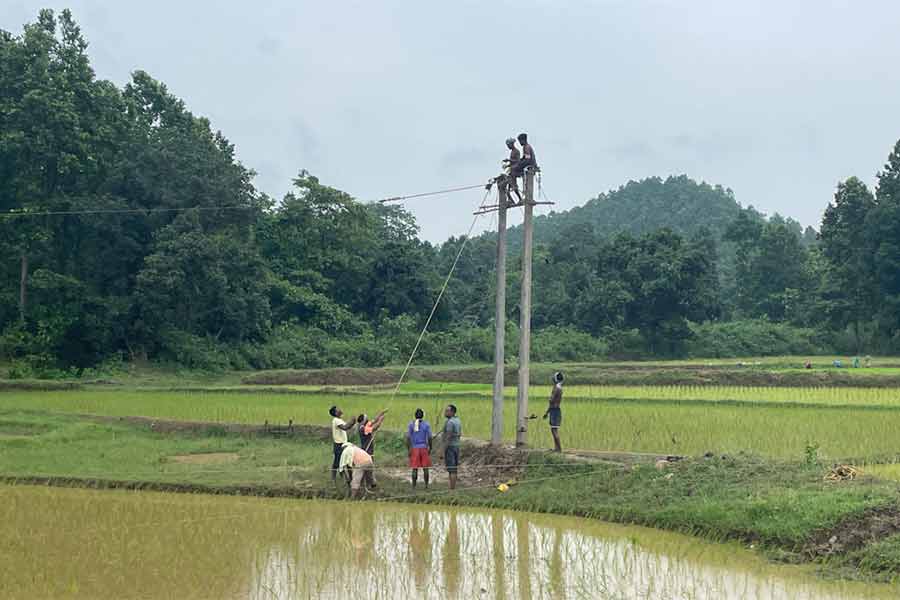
[{"x1": 1, "y1": 484, "x2": 896, "y2": 599}]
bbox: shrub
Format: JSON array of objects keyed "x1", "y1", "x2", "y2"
[
  {"x1": 157, "y1": 331, "x2": 235, "y2": 372},
  {"x1": 532, "y1": 326, "x2": 608, "y2": 362},
  {"x1": 687, "y1": 319, "x2": 830, "y2": 358}
]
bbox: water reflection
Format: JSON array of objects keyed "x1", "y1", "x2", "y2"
[
  {"x1": 1, "y1": 485, "x2": 896, "y2": 599},
  {"x1": 409, "y1": 512, "x2": 432, "y2": 589},
  {"x1": 492, "y1": 514, "x2": 506, "y2": 600},
  {"x1": 516, "y1": 515, "x2": 533, "y2": 599}
]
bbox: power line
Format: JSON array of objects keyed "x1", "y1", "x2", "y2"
[
  {"x1": 0, "y1": 205, "x2": 256, "y2": 219},
  {"x1": 375, "y1": 183, "x2": 486, "y2": 204},
  {"x1": 0, "y1": 182, "x2": 488, "y2": 219}
]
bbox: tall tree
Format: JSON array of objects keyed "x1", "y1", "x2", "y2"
[
  {"x1": 135, "y1": 214, "x2": 271, "y2": 348},
  {"x1": 865, "y1": 140, "x2": 900, "y2": 346},
  {"x1": 818, "y1": 177, "x2": 876, "y2": 348},
  {"x1": 725, "y1": 211, "x2": 808, "y2": 321}
]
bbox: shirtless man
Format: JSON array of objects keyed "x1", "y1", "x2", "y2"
[
  {"x1": 542, "y1": 371, "x2": 564, "y2": 452},
  {"x1": 512, "y1": 132, "x2": 538, "y2": 182}
]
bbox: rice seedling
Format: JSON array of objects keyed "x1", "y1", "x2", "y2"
[{"x1": 5, "y1": 387, "x2": 900, "y2": 459}]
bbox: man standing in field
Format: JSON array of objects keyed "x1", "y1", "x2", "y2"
[
  {"x1": 542, "y1": 371, "x2": 564, "y2": 452},
  {"x1": 329, "y1": 405, "x2": 356, "y2": 481},
  {"x1": 436, "y1": 404, "x2": 462, "y2": 490},
  {"x1": 406, "y1": 408, "x2": 433, "y2": 488}
]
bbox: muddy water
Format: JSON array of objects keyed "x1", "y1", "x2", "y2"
[{"x1": 0, "y1": 485, "x2": 895, "y2": 599}]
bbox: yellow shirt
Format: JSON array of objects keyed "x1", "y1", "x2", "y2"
[{"x1": 332, "y1": 417, "x2": 348, "y2": 444}]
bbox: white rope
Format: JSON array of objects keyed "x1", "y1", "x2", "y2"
[{"x1": 388, "y1": 188, "x2": 492, "y2": 403}]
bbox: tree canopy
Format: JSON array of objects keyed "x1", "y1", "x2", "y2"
[{"x1": 3, "y1": 10, "x2": 900, "y2": 374}]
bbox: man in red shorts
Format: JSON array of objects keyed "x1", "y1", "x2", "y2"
[{"x1": 406, "y1": 408, "x2": 433, "y2": 488}]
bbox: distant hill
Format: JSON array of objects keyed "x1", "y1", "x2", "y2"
[{"x1": 500, "y1": 175, "x2": 745, "y2": 251}]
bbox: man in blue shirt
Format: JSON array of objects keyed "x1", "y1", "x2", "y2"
[{"x1": 406, "y1": 408, "x2": 433, "y2": 488}]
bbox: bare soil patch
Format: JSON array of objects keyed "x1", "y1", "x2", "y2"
[
  {"x1": 0, "y1": 379, "x2": 81, "y2": 391},
  {"x1": 804, "y1": 504, "x2": 900, "y2": 558},
  {"x1": 85, "y1": 414, "x2": 332, "y2": 440},
  {"x1": 243, "y1": 368, "x2": 398, "y2": 386},
  {"x1": 378, "y1": 443, "x2": 534, "y2": 490},
  {"x1": 241, "y1": 365, "x2": 900, "y2": 388},
  {"x1": 0, "y1": 420, "x2": 53, "y2": 436}
]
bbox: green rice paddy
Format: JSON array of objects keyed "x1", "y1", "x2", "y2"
[{"x1": 5, "y1": 382, "x2": 900, "y2": 460}]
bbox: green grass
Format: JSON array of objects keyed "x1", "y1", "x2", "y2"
[
  {"x1": 862, "y1": 464, "x2": 900, "y2": 482},
  {"x1": 0, "y1": 411, "x2": 341, "y2": 487},
  {"x1": 837, "y1": 534, "x2": 900, "y2": 582},
  {"x1": 443, "y1": 454, "x2": 897, "y2": 550},
  {"x1": 7, "y1": 387, "x2": 900, "y2": 459}
]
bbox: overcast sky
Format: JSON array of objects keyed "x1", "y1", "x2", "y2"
[{"x1": 4, "y1": 1, "x2": 900, "y2": 242}]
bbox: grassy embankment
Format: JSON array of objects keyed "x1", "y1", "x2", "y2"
[
  {"x1": 1, "y1": 409, "x2": 899, "y2": 581},
  {"x1": 7, "y1": 355, "x2": 900, "y2": 390}
]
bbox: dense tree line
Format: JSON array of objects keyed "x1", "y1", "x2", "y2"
[{"x1": 1, "y1": 11, "x2": 899, "y2": 375}]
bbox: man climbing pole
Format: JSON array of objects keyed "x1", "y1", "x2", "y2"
[
  {"x1": 502, "y1": 137, "x2": 523, "y2": 205},
  {"x1": 542, "y1": 371, "x2": 563, "y2": 452}
]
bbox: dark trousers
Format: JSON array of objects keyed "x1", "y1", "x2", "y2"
[{"x1": 332, "y1": 442, "x2": 343, "y2": 477}]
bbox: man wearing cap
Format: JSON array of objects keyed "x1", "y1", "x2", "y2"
[{"x1": 542, "y1": 371, "x2": 564, "y2": 452}]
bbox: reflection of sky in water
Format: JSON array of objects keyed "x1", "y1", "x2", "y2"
[
  {"x1": 250, "y1": 506, "x2": 880, "y2": 600},
  {"x1": 1, "y1": 485, "x2": 892, "y2": 600}
]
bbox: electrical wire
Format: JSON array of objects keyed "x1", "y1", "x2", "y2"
[{"x1": 0, "y1": 182, "x2": 489, "y2": 219}]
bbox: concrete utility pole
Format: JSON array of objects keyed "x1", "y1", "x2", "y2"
[
  {"x1": 491, "y1": 183, "x2": 508, "y2": 446},
  {"x1": 378, "y1": 166, "x2": 549, "y2": 447},
  {"x1": 515, "y1": 169, "x2": 536, "y2": 447}
]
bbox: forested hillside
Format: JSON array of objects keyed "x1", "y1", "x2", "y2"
[
  {"x1": 3, "y1": 10, "x2": 900, "y2": 375},
  {"x1": 531, "y1": 176, "x2": 742, "y2": 245}
]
